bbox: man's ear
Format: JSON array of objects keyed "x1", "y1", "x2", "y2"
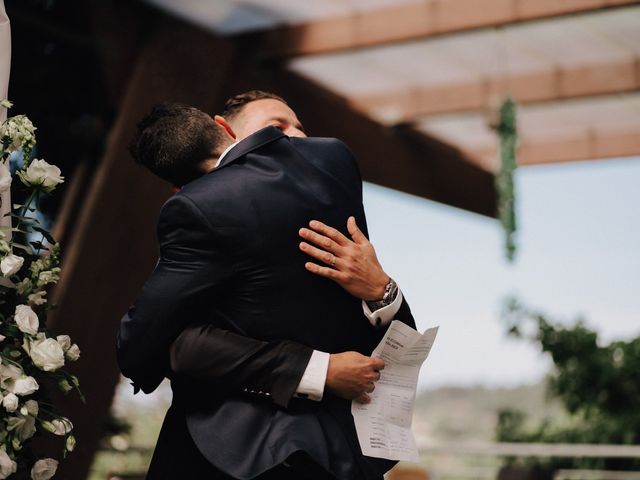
[{"x1": 214, "y1": 115, "x2": 236, "y2": 140}]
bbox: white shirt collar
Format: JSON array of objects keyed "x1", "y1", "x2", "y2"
[{"x1": 214, "y1": 141, "x2": 239, "y2": 169}]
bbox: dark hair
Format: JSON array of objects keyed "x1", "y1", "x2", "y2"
[
  {"x1": 129, "y1": 102, "x2": 224, "y2": 186},
  {"x1": 222, "y1": 90, "x2": 287, "y2": 120}
]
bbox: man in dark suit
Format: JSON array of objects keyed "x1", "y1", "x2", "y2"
[
  {"x1": 117, "y1": 100, "x2": 415, "y2": 479},
  {"x1": 167, "y1": 91, "x2": 409, "y2": 406}
]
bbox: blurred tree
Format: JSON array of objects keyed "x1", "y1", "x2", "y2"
[{"x1": 496, "y1": 298, "x2": 640, "y2": 472}]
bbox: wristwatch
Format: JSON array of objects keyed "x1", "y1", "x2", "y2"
[{"x1": 365, "y1": 277, "x2": 398, "y2": 313}]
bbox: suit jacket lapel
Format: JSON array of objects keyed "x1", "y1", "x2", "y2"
[{"x1": 215, "y1": 126, "x2": 286, "y2": 171}]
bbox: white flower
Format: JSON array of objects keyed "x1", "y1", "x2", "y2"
[
  {"x1": 41, "y1": 421, "x2": 55, "y2": 433},
  {"x1": 0, "y1": 163, "x2": 11, "y2": 194},
  {"x1": 28, "y1": 290, "x2": 47, "y2": 306},
  {"x1": 0, "y1": 363, "x2": 22, "y2": 392},
  {"x1": 0, "y1": 99, "x2": 12, "y2": 109},
  {"x1": 15, "y1": 278, "x2": 32, "y2": 295},
  {"x1": 30, "y1": 458, "x2": 58, "y2": 480},
  {"x1": 21, "y1": 400, "x2": 38, "y2": 417},
  {"x1": 30, "y1": 337, "x2": 65, "y2": 372},
  {"x1": 7, "y1": 414, "x2": 36, "y2": 441},
  {"x1": 0, "y1": 115, "x2": 36, "y2": 153},
  {"x1": 0, "y1": 448, "x2": 17, "y2": 479},
  {"x1": 2, "y1": 393, "x2": 18, "y2": 412},
  {"x1": 37, "y1": 269, "x2": 60, "y2": 288},
  {"x1": 50, "y1": 418, "x2": 72, "y2": 436},
  {"x1": 18, "y1": 159, "x2": 63, "y2": 193},
  {"x1": 58, "y1": 379, "x2": 72, "y2": 393},
  {"x1": 13, "y1": 376, "x2": 39, "y2": 396},
  {"x1": 14, "y1": 305, "x2": 39, "y2": 335},
  {"x1": 65, "y1": 435, "x2": 76, "y2": 452},
  {"x1": 65, "y1": 344, "x2": 80, "y2": 362},
  {"x1": 55, "y1": 335, "x2": 70, "y2": 352},
  {"x1": 1, "y1": 254, "x2": 24, "y2": 277}
]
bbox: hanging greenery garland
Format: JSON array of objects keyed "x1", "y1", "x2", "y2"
[{"x1": 492, "y1": 95, "x2": 518, "y2": 262}]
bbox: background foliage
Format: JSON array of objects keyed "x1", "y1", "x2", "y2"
[{"x1": 496, "y1": 298, "x2": 640, "y2": 472}]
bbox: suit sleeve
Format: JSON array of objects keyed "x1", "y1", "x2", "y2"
[
  {"x1": 117, "y1": 194, "x2": 234, "y2": 393},
  {"x1": 170, "y1": 324, "x2": 312, "y2": 408},
  {"x1": 393, "y1": 296, "x2": 416, "y2": 330},
  {"x1": 117, "y1": 193, "x2": 313, "y2": 403}
]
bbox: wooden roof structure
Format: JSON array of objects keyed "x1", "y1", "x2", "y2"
[{"x1": 149, "y1": 0, "x2": 640, "y2": 179}]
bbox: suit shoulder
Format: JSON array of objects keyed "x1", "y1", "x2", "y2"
[
  {"x1": 291, "y1": 136, "x2": 354, "y2": 157},
  {"x1": 290, "y1": 137, "x2": 359, "y2": 173},
  {"x1": 158, "y1": 191, "x2": 213, "y2": 233}
]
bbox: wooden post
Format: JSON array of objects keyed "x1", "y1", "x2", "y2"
[{"x1": 46, "y1": 15, "x2": 234, "y2": 478}]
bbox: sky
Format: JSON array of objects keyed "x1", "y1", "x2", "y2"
[{"x1": 362, "y1": 156, "x2": 640, "y2": 391}]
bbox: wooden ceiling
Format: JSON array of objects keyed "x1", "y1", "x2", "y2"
[{"x1": 141, "y1": 0, "x2": 640, "y2": 216}]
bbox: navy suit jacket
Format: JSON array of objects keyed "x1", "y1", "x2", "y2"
[{"x1": 117, "y1": 127, "x2": 416, "y2": 479}]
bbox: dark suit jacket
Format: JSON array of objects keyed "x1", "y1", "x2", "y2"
[{"x1": 117, "y1": 127, "x2": 415, "y2": 479}]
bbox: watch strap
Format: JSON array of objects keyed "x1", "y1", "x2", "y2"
[{"x1": 365, "y1": 278, "x2": 398, "y2": 312}]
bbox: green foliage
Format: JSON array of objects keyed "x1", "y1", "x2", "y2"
[
  {"x1": 493, "y1": 96, "x2": 518, "y2": 262},
  {"x1": 497, "y1": 298, "x2": 640, "y2": 472}
]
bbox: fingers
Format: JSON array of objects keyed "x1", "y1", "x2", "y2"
[
  {"x1": 347, "y1": 216, "x2": 368, "y2": 245},
  {"x1": 365, "y1": 382, "x2": 375, "y2": 394},
  {"x1": 304, "y1": 262, "x2": 348, "y2": 282},
  {"x1": 299, "y1": 228, "x2": 340, "y2": 255},
  {"x1": 370, "y1": 357, "x2": 385, "y2": 371},
  {"x1": 355, "y1": 393, "x2": 371, "y2": 404},
  {"x1": 308, "y1": 220, "x2": 349, "y2": 246},
  {"x1": 300, "y1": 242, "x2": 339, "y2": 267}
]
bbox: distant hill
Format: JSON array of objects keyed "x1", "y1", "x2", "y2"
[{"x1": 413, "y1": 380, "x2": 567, "y2": 443}]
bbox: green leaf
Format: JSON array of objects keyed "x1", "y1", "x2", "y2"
[
  {"x1": 29, "y1": 241, "x2": 47, "y2": 251},
  {"x1": 32, "y1": 226, "x2": 56, "y2": 244},
  {"x1": 11, "y1": 243, "x2": 32, "y2": 253}
]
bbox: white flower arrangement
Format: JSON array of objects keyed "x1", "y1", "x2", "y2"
[{"x1": 0, "y1": 100, "x2": 81, "y2": 479}]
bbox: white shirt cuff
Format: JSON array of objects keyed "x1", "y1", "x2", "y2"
[
  {"x1": 294, "y1": 350, "x2": 330, "y2": 401},
  {"x1": 361, "y1": 288, "x2": 404, "y2": 328}
]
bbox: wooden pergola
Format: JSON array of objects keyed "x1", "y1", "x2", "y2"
[{"x1": 34, "y1": 0, "x2": 639, "y2": 476}]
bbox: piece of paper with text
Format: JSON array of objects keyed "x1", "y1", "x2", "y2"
[{"x1": 352, "y1": 320, "x2": 439, "y2": 462}]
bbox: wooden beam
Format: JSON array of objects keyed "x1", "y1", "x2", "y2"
[
  {"x1": 227, "y1": 67, "x2": 497, "y2": 217},
  {"x1": 467, "y1": 129, "x2": 640, "y2": 167},
  {"x1": 47, "y1": 15, "x2": 234, "y2": 479},
  {"x1": 519, "y1": 128, "x2": 640, "y2": 166},
  {"x1": 353, "y1": 58, "x2": 640, "y2": 122},
  {"x1": 417, "y1": 94, "x2": 640, "y2": 169},
  {"x1": 234, "y1": 0, "x2": 640, "y2": 59}
]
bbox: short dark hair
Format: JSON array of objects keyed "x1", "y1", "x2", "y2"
[
  {"x1": 129, "y1": 102, "x2": 224, "y2": 186},
  {"x1": 222, "y1": 90, "x2": 287, "y2": 120}
]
